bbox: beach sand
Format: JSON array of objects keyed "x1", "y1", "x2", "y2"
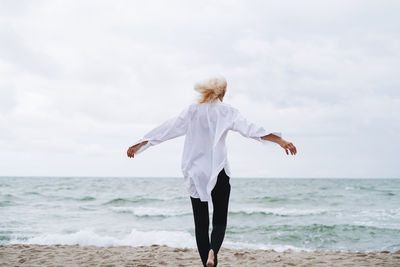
[{"x1": 1, "y1": 244, "x2": 399, "y2": 266}]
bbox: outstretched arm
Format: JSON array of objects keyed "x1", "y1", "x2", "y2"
[
  {"x1": 127, "y1": 106, "x2": 191, "y2": 158},
  {"x1": 261, "y1": 134, "x2": 297, "y2": 155},
  {"x1": 230, "y1": 108, "x2": 297, "y2": 155}
]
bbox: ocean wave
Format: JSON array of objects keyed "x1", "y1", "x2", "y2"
[
  {"x1": 264, "y1": 223, "x2": 398, "y2": 232},
  {"x1": 11, "y1": 228, "x2": 197, "y2": 248},
  {"x1": 0, "y1": 193, "x2": 20, "y2": 200},
  {"x1": 110, "y1": 206, "x2": 332, "y2": 217},
  {"x1": 223, "y1": 240, "x2": 310, "y2": 252},
  {"x1": 250, "y1": 196, "x2": 291, "y2": 203},
  {"x1": 228, "y1": 223, "x2": 400, "y2": 238},
  {"x1": 110, "y1": 206, "x2": 191, "y2": 217},
  {"x1": 226, "y1": 223, "x2": 400, "y2": 251},
  {"x1": 8, "y1": 228, "x2": 310, "y2": 251},
  {"x1": 78, "y1": 196, "x2": 96, "y2": 201},
  {"x1": 0, "y1": 200, "x2": 17, "y2": 207},
  {"x1": 345, "y1": 185, "x2": 396, "y2": 196},
  {"x1": 229, "y1": 207, "x2": 329, "y2": 217},
  {"x1": 359, "y1": 208, "x2": 400, "y2": 221},
  {"x1": 23, "y1": 191, "x2": 42, "y2": 196},
  {"x1": 103, "y1": 197, "x2": 162, "y2": 205}
]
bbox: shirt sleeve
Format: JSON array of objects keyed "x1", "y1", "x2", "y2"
[
  {"x1": 131, "y1": 105, "x2": 191, "y2": 155},
  {"x1": 230, "y1": 108, "x2": 282, "y2": 147}
]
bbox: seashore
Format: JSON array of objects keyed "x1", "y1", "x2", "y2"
[{"x1": 1, "y1": 244, "x2": 399, "y2": 266}]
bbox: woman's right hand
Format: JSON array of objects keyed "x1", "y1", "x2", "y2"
[
  {"x1": 278, "y1": 139, "x2": 297, "y2": 155},
  {"x1": 127, "y1": 141, "x2": 148, "y2": 158}
]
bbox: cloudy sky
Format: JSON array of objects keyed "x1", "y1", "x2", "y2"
[{"x1": 1, "y1": 0, "x2": 399, "y2": 178}]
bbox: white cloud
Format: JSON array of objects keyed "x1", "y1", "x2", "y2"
[{"x1": 0, "y1": 0, "x2": 399, "y2": 178}]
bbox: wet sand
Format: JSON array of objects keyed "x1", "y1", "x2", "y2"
[{"x1": 1, "y1": 244, "x2": 399, "y2": 266}]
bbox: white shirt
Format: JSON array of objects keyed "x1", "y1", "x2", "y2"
[{"x1": 132, "y1": 99, "x2": 282, "y2": 202}]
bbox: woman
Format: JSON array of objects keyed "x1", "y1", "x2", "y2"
[{"x1": 127, "y1": 76, "x2": 297, "y2": 267}]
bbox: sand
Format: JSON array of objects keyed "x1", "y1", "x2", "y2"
[{"x1": 1, "y1": 244, "x2": 399, "y2": 267}]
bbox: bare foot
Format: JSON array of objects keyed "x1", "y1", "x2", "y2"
[{"x1": 206, "y1": 249, "x2": 214, "y2": 267}]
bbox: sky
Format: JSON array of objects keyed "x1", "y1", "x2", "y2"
[{"x1": 0, "y1": 0, "x2": 399, "y2": 178}]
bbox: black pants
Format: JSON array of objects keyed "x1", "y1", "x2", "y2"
[{"x1": 190, "y1": 168, "x2": 231, "y2": 267}]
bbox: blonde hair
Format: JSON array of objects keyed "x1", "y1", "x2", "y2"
[{"x1": 194, "y1": 76, "x2": 227, "y2": 104}]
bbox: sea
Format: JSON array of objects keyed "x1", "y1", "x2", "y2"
[{"x1": 1, "y1": 177, "x2": 399, "y2": 252}]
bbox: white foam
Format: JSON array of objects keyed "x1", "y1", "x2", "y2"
[
  {"x1": 110, "y1": 206, "x2": 190, "y2": 217},
  {"x1": 13, "y1": 228, "x2": 196, "y2": 248},
  {"x1": 11, "y1": 228, "x2": 311, "y2": 252},
  {"x1": 224, "y1": 240, "x2": 310, "y2": 252},
  {"x1": 359, "y1": 208, "x2": 400, "y2": 220},
  {"x1": 231, "y1": 206, "x2": 329, "y2": 216}
]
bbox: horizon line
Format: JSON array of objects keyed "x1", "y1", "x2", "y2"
[{"x1": 0, "y1": 176, "x2": 399, "y2": 179}]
